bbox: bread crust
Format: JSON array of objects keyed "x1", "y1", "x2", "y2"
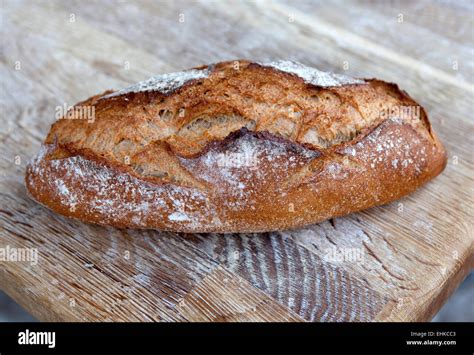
[{"x1": 25, "y1": 60, "x2": 447, "y2": 232}]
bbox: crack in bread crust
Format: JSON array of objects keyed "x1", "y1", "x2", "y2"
[
  {"x1": 44, "y1": 61, "x2": 430, "y2": 183},
  {"x1": 26, "y1": 119, "x2": 446, "y2": 233}
]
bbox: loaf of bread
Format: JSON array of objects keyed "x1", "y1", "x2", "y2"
[{"x1": 25, "y1": 60, "x2": 447, "y2": 233}]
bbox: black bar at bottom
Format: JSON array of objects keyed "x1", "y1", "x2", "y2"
[{"x1": 0, "y1": 322, "x2": 472, "y2": 353}]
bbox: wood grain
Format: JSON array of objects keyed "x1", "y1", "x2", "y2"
[
  {"x1": 176, "y1": 266, "x2": 304, "y2": 322},
  {"x1": 188, "y1": 232, "x2": 387, "y2": 321},
  {"x1": 1, "y1": 0, "x2": 473, "y2": 322}
]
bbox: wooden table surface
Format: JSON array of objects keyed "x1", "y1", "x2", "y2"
[{"x1": 1, "y1": 0, "x2": 473, "y2": 322}]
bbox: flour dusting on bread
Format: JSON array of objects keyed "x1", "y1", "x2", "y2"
[
  {"x1": 26, "y1": 144, "x2": 216, "y2": 230},
  {"x1": 104, "y1": 60, "x2": 362, "y2": 99},
  {"x1": 258, "y1": 60, "x2": 364, "y2": 87},
  {"x1": 103, "y1": 67, "x2": 210, "y2": 98}
]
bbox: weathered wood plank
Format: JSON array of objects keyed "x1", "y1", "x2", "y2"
[
  {"x1": 278, "y1": 0, "x2": 474, "y2": 82},
  {"x1": 0, "y1": 0, "x2": 472, "y2": 322},
  {"x1": 176, "y1": 266, "x2": 305, "y2": 322},
  {"x1": 187, "y1": 232, "x2": 387, "y2": 322},
  {"x1": 352, "y1": 0, "x2": 474, "y2": 47}
]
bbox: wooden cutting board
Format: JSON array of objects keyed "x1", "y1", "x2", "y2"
[{"x1": 1, "y1": 0, "x2": 473, "y2": 322}]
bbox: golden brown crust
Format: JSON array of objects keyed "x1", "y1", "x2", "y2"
[{"x1": 25, "y1": 60, "x2": 447, "y2": 233}]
